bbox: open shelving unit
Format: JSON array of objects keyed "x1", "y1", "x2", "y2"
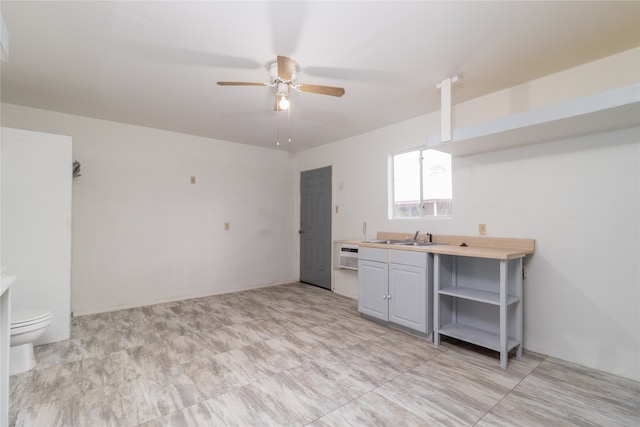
[
  {"x1": 426, "y1": 83, "x2": 640, "y2": 156},
  {"x1": 438, "y1": 286, "x2": 520, "y2": 306},
  {"x1": 434, "y1": 254, "x2": 524, "y2": 368},
  {"x1": 438, "y1": 323, "x2": 520, "y2": 354}
]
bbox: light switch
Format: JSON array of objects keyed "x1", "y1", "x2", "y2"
[
  {"x1": 190, "y1": 176, "x2": 196, "y2": 184},
  {"x1": 224, "y1": 222, "x2": 230, "y2": 231}
]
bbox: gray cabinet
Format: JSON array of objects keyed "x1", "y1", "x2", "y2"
[
  {"x1": 433, "y1": 254, "x2": 523, "y2": 368},
  {"x1": 389, "y1": 250, "x2": 432, "y2": 334},
  {"x1": 357, "y1": 258, "x2": 389, "y2": 321},
  {"x1": 358, "y1": 247, "x2": 432, "y2": 335}
]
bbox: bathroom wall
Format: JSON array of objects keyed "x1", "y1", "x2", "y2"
[
  {"x1": 0, "y1": 109, "x2": 297, "y2": 316},
  {"x1": 1, "y1": 127, "x2": 72, "y2": 344}
]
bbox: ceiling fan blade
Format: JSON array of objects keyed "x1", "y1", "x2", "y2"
[
  {"x1": 217, "y1": 82, "x2": 269, "y2": 86},
  {"x1": 277, "y1": 56, "x2": 296, "y2": 81},
  {"x1": 298, "y1": 84, "x2": 345, "y2": 97}
]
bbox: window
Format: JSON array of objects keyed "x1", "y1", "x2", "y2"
[{"x1": 391, "y1": 149, "x2": 452, "y2": 218}]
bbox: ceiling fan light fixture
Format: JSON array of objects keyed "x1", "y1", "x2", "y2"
[
  {"x1": 278, "y1": 94, "x2": 290, "y2": 110},
  {"x1": 217, "y1": 55, "x2": 344, "y2": 115},
  {"x1": 275, "y1": 82, "x2": 290, "y2": 111}
]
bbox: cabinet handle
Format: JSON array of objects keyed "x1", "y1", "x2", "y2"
[
  {"x1": 382, "y1": 295, "x2": 387, "y2": 299},
  {"x1": 387, "y1": 294, "x2": 392, "y2": 299}
]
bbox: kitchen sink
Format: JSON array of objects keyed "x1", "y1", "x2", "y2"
[
  {"x1": 363, "y1": 240, "x2": 445, "y2": 247},
  {"x1": 392, "y1": 241, "x2": 430, "y2": 246},
  {"x1": 392, "y1": 241, "x2": 446, "y2": 246}
]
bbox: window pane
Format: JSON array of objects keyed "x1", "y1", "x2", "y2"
[
  {"x1": 422, "y1": 149, "x2": 452, "y2": 200},
  {"x1": 393, "y1": 151, "x2": 421, "y2": 218},
  {"x1": 390, "y1": 148, "x2": 453, "y2": 219}
]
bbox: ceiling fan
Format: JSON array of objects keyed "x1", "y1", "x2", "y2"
[{"x1": 217, "y1": 56, "x2": 345, "y2": 111}]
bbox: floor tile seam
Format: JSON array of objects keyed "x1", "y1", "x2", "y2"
[
  {"x1": 409, "y1": 342, "x2": 452, "y2": 369},
  {"x1": 371, "y1": 376, "x2": 451, "y2": 426},
  {"x1": 321, "y1": 340, "x2": 432, "y2": 420},
  {"x1": 135, "y1": 375, "x2": 189, "y2": 420},
  {"x1": 182, "y1": 357, "x2": 280, "y2": 395},
  {"x1": 368, "y1": 381, "x2": 454, "y2": 425},
  {"x1": 373, "y1": 349, "x2": 515, "y2": 425},
  {"x1": 299, "y1": 387, "x2": 375, "y2": 426},
  {"x1": 470, "y1": 355, "x2": 550, "y2": 426}
]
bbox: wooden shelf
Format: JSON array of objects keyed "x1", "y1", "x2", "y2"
[
  {"x1": 426, "y1": 83, "x2": 640, "y2": 156},
  {"x1": 438, "y1": 286, "x2": 519, "y2": 306},
  {"x1": 439, "y1": 323, "x2": 520, "y2": 353}
]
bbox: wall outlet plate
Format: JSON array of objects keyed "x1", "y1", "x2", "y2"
[{"x1": 479, "y1": 223, "x2": 487, "y2": 236}]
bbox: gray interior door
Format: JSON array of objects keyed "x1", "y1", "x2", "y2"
[{"x1": 299, "y1": 166, "x2": 332, "y2": 289}]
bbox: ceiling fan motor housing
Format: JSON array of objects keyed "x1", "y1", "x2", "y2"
[{"x1": 266, "y1": 58, "x2": 300, "y2": 84}]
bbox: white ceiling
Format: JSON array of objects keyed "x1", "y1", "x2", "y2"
[{"x1": 1, "y1": 1, "x2": 638, "y2": 152}]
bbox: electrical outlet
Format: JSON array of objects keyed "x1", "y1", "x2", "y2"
[
  {"x1": 479, "y1": 223, "x2": 487, "y2": 236},
  {"x1": 224, "y1": 222, "x2": 230, "y2": 231}
]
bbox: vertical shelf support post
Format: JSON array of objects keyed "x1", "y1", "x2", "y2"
[
  {"x1": 515, "y1": 257, "x2": 523, "y2": 358},
  {"x1": 433, "y1": 254, "x2": 441, "y2": 345},
  {"x1": 499, "y1": 259, "x2": 508, "y2": 369},
  {"x1": 436, "y1": 75, "x2": 460, "y2": 142}
]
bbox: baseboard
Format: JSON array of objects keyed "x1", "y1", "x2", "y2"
[{"x1": 72, "y1": 280, "x2": 298, "y2": 316}]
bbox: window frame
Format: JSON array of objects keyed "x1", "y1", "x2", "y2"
[{"x1": 389, "y1": 147, "x2": 453, "y2": 220}]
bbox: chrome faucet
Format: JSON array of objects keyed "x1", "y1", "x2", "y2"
[{"x1": 413, "y1": 231, "x2": 433, "y2": 243}]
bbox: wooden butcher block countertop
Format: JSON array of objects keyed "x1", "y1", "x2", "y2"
[{"x1": 347, "y1": 232, "x2": 535, "y2": 260}]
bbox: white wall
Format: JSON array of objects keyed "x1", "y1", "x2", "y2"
[
  {"x1": 0, "y1": 106, "x2": 297, "y2": 315},
  {"x1": 1, "y1": 127, "x2": 72, "y2": 344},
  {"x1": 296, "y1": 49, "x2": 640, "y2": 380},
  {"x1": 1, "y1": 47, "x2": 638, "y2": 379}
]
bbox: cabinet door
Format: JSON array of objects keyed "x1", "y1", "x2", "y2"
[
  {"x1": 389, "y1": 263, "x2": 427, "y2": 333},
  {"x1": 358, "y1": 260, "x2": 389, "y2": 321}
]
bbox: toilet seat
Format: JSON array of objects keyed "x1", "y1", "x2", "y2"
[
  {"x1": 9, "y1": 309, "x2": 54, "y2": 375},
  {"x1": 11, "y1": 309, "x2": 53, "y2": 329}
]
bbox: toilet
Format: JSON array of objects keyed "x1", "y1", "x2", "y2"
[{"x1": 10, "y1": 309, "x2": 53, "y2": 375}]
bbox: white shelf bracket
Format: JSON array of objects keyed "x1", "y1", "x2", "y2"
[{"x1": 436, "y1": 76, "x2": 459, "y2": 142}]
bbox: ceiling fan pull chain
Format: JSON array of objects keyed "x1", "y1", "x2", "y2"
[
  {"x1": 276, "y1": 110, "x2": 281, "y2": 146},
  {"x1": 288, "y1": 104, "x2": 292, "y2": 144}
]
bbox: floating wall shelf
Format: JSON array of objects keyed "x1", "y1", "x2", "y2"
[{"x1": 426, "y1": 83, "x2": 640, "y2": 156}]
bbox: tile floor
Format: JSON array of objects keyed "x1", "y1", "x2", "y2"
[{"x1": 9, "y1": 282, "x2": 640, "y2": 426}]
